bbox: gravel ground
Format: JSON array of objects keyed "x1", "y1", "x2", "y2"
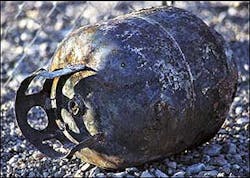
[{"x1": 1, "y1": 1, "x2": 249, "y2": 177}]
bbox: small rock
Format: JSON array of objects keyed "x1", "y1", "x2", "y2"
[
  {"x1": 229, "y1": 173, "x2": 235, "y2": 177},
  {"x1": 28, "y1": 172, "x2": 36, "y2": 177},
  {"x1": 172, "y1": 171, "x2": 185, "y2": 177},
  {"x1": 222, "y1": 167, "x2": 231, "y2": 174},
  {"x1": 203, "y1": 170, "x2": 218, "y2": 176},
  {"x1": 80, "y1": 163, "x2": 91, "y2": 172},
  {"x1": 125, "y1": 167, "x2": 138, "y2": 174},
  {"x1": 217, "y1": 172, "x2": 226, "y2": 177},
  {"x1": 236, "y1": 116, "x2": 249, "y2": 125},
  {"x1": 20, "y1": 170, "x2": 28, "y2": 177},
  {"x1": 32, "y1": 152, "x2": 45, "y2": 160},
  {"x1": 197, "y1": 171, "x2": 207, "y2": 176},
  {"x1": 223, "y1": 143, "x2": 237, "y2": 154},
  {"x1": 167, "y1": 161, "x2": 177, "y2": 169},
  {"x1": 154, "y1": 169, "x2": 168, "y2": 177},
  {"x1": 134, "y1": 172, "x2": 140, "y2": 177},
  {"x1": 96, "y1": 173, "x2": 106, "y2": 177},
  {"x1": 19, "y1": 162, "x2": 26, "y2": 169},
  {"x1": 8, "y1": 156, "x2": 18, "y2": 165},
  {"x1": 202, "y1": 155, "x2": 211, "y2": 163},
  {"x1": 233, "y1": 154, "x2": 242, "y2": 164},
  {"x1": 107, "y1": 172, "x2": 127, "y2": 177},
  {"x1": 52, "y1": 165, "x2": 57, "y2": 172},
  {"x1": 141, "y1": 170, "x2": 154, "y2": 177},
  {"x1": 43, "y1": 172, "x2": 49, "y2": 177},
  {"x1": 204, "y1": 165, "x2": 216, "y2": 171},
  {"x1": 210, "y1": 156, "x2": 228, "y2": 166},
  {"x1": 89, "y1": 167, "x2": 100, "y2": 177},
  {"x1": 186, "y1": 163, "x2": 205, "y2": 174},
  {"x1": 235, "y1": 106, "x2": 243, "y2": 115},
  {"x1": 74, "y1": 169, "x2": 83, "y2": 177},
  {"x1": 167, "y1": 168, "x2": 174, "y2": 175},
  {"x1": 232, "y1": 164, "x2": 240, "y2": 170},
  {"x1": 54, "y1": 170, "x2": 65, "y2": 177},
  {"x1": 204, "y1": 144, "x2": 222, "y2": 156}
]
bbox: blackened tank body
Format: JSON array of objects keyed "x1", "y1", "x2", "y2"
[{"x1": 15, "y1": 6, "x2": 238, "y2": 169}]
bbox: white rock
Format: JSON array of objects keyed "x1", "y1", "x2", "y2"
[
  {"x1": 74, "y1": 169, "x2": 84, "y2": 177},
  {"x1": 89, "y1": 167, "x2": 100, "y2": 177},
  {"x1": 141, "y1": 170, "x2": 154, "y2": 177},
  {"x1": 235, "y1": 106, "x2": 243, "y2": 115},
  {"x1": 186, "y1": 163, "x2": 205, "y2": 174},
  {"x1": 8, "y1": 156, "x2": 18, "y2": 165},
  {"x1": 28, "y1": 172, "x2": 36, "y2": 177},
  {"x1": 204, "y1": 144, "x2": 222, "y2": 156},
  {"x1": 125, "y1": 167, "x2": 138, "y2": 173},
  {"x1": 173, "y1": 171, "x2": 185, "y2": 177},
  {"x1": 228, "y1": 7, "x2": 237, "y2": 16},
  {"x1": 155, "y1": 169, "x2": 168, "y2": 177},
  {"x1": 80, "y1": 163, "x2": 91, "y2": 171},
  {"x1": 203, "y1": 170, "x2": 218, "y2": 176},
  {"x1": 107, "y1": 172, "x2": 127, "y2": 177},
  {"x1": 96, "y1": 173, "x2": 106, "y2": 177},
  {"x1": 236, "y1": 116, "x2": 249, "y2": 125},
  {"x1": 167, "y1": 161, "x2": 177, "y2": 169}
]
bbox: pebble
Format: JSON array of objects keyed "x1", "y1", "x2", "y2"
[
  {"x1": 167, "y1": 168, "x2": 174, "y2": 175},
  {"x1": 43, "y1": 172, "x2": 49, "y2": 177},
  {"x1": 74, "y1": 169, "x2": 83, "y2": 177},
  {"x1": 107, "y1": 172, "x2": 127, "y2": 177},
  {"x1": 223, "y1": 143, "x2": 237, "y2": 154},
  {"x1": 232, "y1": 164, "x2": 240, "y2": 170},
  {"x1": 229, "y1": 173, "x2": 235, "y2": 177},
  {"x1": 217, "y1": 172, "x2": 226, "y2": 177},
  {"x1": 172, "y1": 171, "x2": 185, "y2": 177},
  {"x1": 54, "y1": 170, "x2": 65, "y2": 177},
  {"x1": 32, "y1": 152, "x2": 45, "y2": 160},
  {"x1": 96, "y1": 172, "x2": 106, "y2": 177},
  {"x1": 134, "y1": 171, "x2": 140, "y2": 177},
  {"x1": 28, "y1": 172, "x2": 36, "y2": 177},
  {"x1": 236, "y1": 116, "x2": 249, "y2": 125},
  {"x1": 125, "y1": 167, "x2": 138, "y2": 174},
  {"x1": 186, "y1": 163, "x2": 205, "y2": 174},
  {"x1": 222, "y1": 167, "x2": 231, "y2": 174},
  {"x1": 154, "y1": 169, "x2": 168, "y2": 177},
  {"x1": 204, "y1": 144, "x2": 222, "y2": 156},
  {"x1": 141, "y1": 170, "x2": 154, "y2": 177},
  {"x1": 204, "y1": 165, "x2": 216, "y2": 171},
  {"x1": 89, "y1": 167, "x2": 100, "y2": 177},
  {"x1": 203, "y1": 170, "x2": 218, "y2": 176},
  {"x1": 210, "y1": 156, "x2": 228, "y2": 166},
  {"x1": 202, "y1": 155, "x2": 211, "y2": 163},
  {"x1": 235, "y1": 106, "x2": 243, "y2": 115},
  {"x1": 167, "y1": 161, "x2": 177, "y2": 169},
  {"x1": 8, "y1": 156, "x2": 18, "y2": 165},
  {"x1": 80, "y1": 163, "x2": 91, "y2": 171}
]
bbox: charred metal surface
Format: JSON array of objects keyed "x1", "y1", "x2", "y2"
[{"x1": 15, "y1": 6, "x2": 238, "y2": 169}]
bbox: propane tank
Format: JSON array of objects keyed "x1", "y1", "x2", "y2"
[{"x1": 15, "y1": 6, "x2": 238, "y2": 169}]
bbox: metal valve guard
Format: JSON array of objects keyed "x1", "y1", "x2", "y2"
[{"x1": 15, "y1": 65, "x2": 104, "y2": 158}]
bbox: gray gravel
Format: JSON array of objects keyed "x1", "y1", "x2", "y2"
[{"x1": 1, "y1": 1, "x2": 249, "y2": 177}]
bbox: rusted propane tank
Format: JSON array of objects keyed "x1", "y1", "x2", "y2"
[{"x1": 15, "y1": 6, "x2": 238, "y2": 169}]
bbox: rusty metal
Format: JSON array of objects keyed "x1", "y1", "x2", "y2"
[{"x1": 15, "y1": 6, "x2": 238, "y2": 169}]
